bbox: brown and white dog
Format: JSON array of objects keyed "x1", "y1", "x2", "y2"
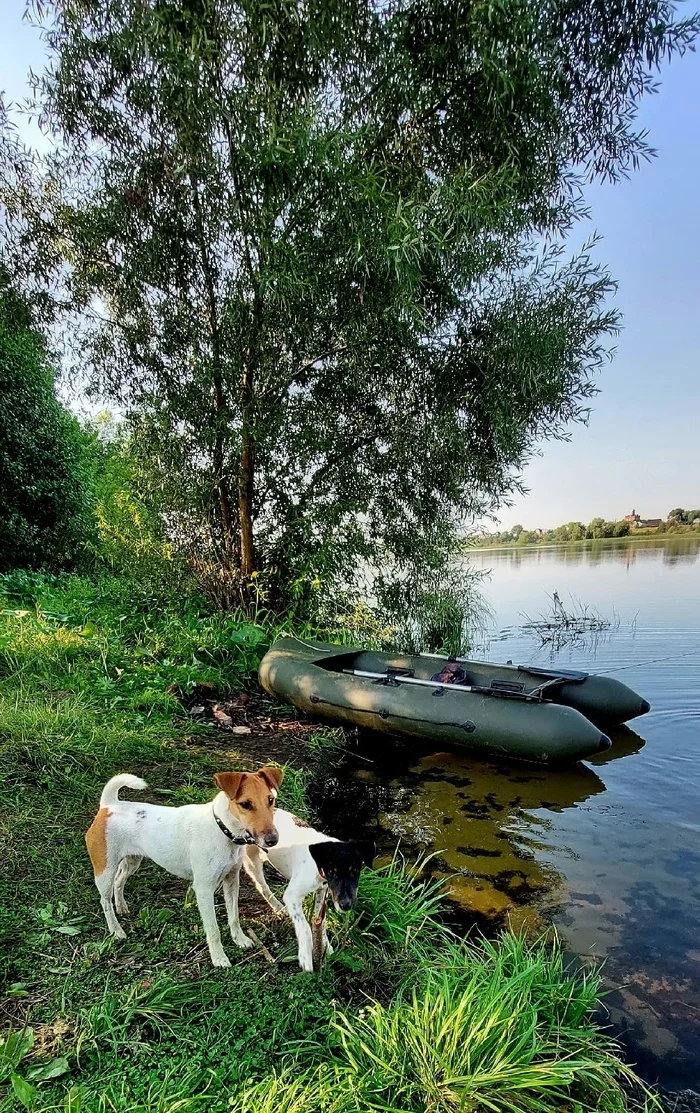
[{"x1": 85, "y1": 766, "x2": 283, "y2": 966}]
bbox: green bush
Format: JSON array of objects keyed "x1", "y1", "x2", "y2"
[{"x1": 0, "y1": 270, "x2": 93, "y2": 571}]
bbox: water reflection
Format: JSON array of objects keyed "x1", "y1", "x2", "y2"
[
  {"x1": 340, "y1": 729, "x2": 643, "y2": 921},
  {"x1": 470, "y1": 536, "x2": 700, "y2": 572},
  {"x1": 368, "y1": 747, "x2": 607, "y2": 919},
  {"x1": 588, "y1": 723, "x2": 646, "y2": 766}
]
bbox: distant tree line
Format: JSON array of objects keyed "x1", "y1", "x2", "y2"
[
  {"x1": 476, "y1": 511, "x2": 700, "y2": 547},
  {"x1": 667, "y1": 508, "x2": 700, "y2": 526}
]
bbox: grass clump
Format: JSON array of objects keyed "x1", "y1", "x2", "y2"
[{"x1": 236, "y1": 934, "x2": 639, "y2": 1113}]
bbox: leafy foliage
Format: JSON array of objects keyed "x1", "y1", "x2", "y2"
[
  {"x1": 667, "y1": 508, "x2": 700, "y2": 526},
  {"x1": 81, "y1": 418, "x2": 200, "y2": 597},
  {"x1": 6, "y1": 0, "x2": 696, "y2": 617},
  {"x1": 0, "y1": 268, "x2": 92, "y2": 572}
]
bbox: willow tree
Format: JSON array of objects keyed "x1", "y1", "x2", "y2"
[{"x1": 19, "y1": 0, "x2": 697, "y2": 608}]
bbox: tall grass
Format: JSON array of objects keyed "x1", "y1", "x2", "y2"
[
  {"x1": 235, "y1": 934, "x2": 641, "y2": 1113},
  {"x1": 0, "y1": 570, "x2": 267, "y2": 710},
  {"x1": 346, "y1": 852, "x2": 449, "y2": 955}
]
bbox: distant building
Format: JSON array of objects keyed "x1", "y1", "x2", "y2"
[{"x1": 624, "y1": 510, "x2": 661, "y2": 529}]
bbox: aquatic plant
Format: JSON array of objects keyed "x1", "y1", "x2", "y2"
[{"x1": 520, "y1": 592, "x2": 616, "y2": 651}]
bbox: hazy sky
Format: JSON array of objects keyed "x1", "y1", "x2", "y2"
[{"x1": 1, "y1": 4, "x2": 699, "y2": 529}]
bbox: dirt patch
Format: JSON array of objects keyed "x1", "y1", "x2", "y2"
[{"x1": 172, "y1": 687, "x2": 328, "y2": 768}]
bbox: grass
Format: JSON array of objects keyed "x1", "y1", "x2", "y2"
[
  {"x1": 0, "y1": 571, "x2": 649, "y2": 1113},
  {"x1": 234, "y1": 934, "x2": 642, "y2": 1113}
]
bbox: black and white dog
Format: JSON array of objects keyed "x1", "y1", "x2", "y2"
[{"x1": 243, "y1": 808, "x2": 375, "y2": 971}]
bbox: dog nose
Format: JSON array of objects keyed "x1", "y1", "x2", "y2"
[
  {"x1": 339, "y1": 896, "x2": 353, "y2": 912},
  {"x1": 263, "y1": 830, "x2": 279, "y2": 847}
]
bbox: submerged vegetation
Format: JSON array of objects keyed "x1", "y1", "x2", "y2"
[
  {"x1": 0, "y1": 571, "x2": 649, "y2": 1112},
  {"x1": 521, "y1": 593, "x2": 615, "y2": 650}
]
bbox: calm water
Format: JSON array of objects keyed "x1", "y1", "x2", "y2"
[{"x1": 323, "y1": 538, "x2": 700, "y2": 1087}]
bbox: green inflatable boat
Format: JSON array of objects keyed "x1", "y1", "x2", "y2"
[{"x1": 258, "y1": 637, "x2": 650, "y2": 764}]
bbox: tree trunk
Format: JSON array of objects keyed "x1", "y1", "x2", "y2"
[
  {"x1": 238, "y1": 364, "x2": 255, "y2": 577},
  {"x1": 238, "y1": 293, "x2": 263, "y2": 577},
  {"x1": 213, "y1": 378, "x2": 237, "y2": 566},
  {"x1": 190, "y1": 174, "x2": 237, "y2": 566}
]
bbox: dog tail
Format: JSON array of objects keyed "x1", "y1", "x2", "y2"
[{"x1": 100, "y1": 774, "x2": 148, "y2": 807}]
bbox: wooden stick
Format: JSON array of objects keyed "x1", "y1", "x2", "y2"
[{"x1": 247, "y1": 928, "x2": 276, "y2": 964}]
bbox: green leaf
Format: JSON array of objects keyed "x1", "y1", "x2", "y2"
[
  {"x1": 27, "y1": 1057, "x2": 71, "y2": 1082},
  {"x1": 0, "y1": 1028, "x2": 33, "y2": 1071},
  {"x1": 63, "y1": 1086, "x2": 83, "y2": 1113},
  {"x1": 11, "y1": 1073, "x2": 37, "y2": 1110},
  {"x1": 6, "y1": 983, "x2": 30, "y2": 998}
]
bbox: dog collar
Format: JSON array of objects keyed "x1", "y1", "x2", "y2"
[{"x1": 212, "y1": 806, "x2": 256, "y2": 845}]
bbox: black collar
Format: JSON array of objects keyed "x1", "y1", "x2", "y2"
[{"x1": 212, "y1": 807, "x2": 256, "y2": 845}]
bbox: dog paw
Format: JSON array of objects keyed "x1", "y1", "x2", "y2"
[
  {"x1": 115, "y1": 900, "x2": 130, "y2": 916},
  {"x1": 112, "y1": 925, "x2": 127, "y2": 941},
  {"x1": 211, "y1": 953, "x2": 232, "y2": 967},
  {"x1": 271, "y1": 901, "x2": 286, "y2": 917},
  {"x1": 324, "y1": 940, "x2": 334, "y2": 955},
  {"x1": 298, "y1": 956, "x2": 314, "y2": 973},
  {"x1": 233, "y1": 932, "x2": 254, "y2": 950}
]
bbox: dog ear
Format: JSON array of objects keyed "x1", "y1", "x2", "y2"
[
  {"x1": 258, "y1": 764, "x2": 284, "y2": 791},
  {"x1": 355, "y1": 840, "x2": 376, "y2": 869},
  {"x1": 308, "y1": 841, "x2": 335, "y2": 876},
  {"x1": 214, "y1": 771, "x2": 244, "y2": 799}
]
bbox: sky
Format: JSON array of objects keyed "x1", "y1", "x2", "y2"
[{"x1": 1, "y1": 4, "x2": 699, "y2": 530}]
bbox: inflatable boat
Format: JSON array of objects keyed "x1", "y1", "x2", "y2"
[{"x1": 258, "y1": 638, "x2": 650, "y2": 764}]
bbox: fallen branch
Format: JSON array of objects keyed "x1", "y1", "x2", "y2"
[{"x1": 247, "y1": 928, "x2": 276, "y2": 964}]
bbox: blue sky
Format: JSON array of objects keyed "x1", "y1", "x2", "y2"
[{"x1": 1, "y1": 4, "x2": 699, "y2": 529}]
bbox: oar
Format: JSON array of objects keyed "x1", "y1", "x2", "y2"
[
  {"x1": 344, "y1": 666, "x2": 473, "y2": 692},
  {"x1": 342, "y1": 667, "x2": 528, "y2": 697},
  {"x1": 342, "y1": 667, "x2": 561, "y2": 703},
  {"x1": 418, "y1": 651, "x2": 505, "y2": 669}
]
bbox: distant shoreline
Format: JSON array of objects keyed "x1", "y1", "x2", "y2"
[{"x1": 464, "y1": 533, "x2": 700, "y2": 553}]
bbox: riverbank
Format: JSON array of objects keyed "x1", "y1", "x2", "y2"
[
  {"x1": 469, "y1": 531, "x2": 700, "y2": 553},
  {"x1": 0, "y1": 571, "x2": 658, "y2": 1111}
]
